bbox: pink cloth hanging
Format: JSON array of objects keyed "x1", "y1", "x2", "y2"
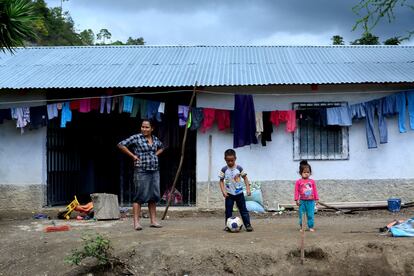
[
  {"x1": 201, "y1": 108, "x2": 215, "y2": 133},
  {"x1": 270, "y1": 110, "x2": 296, "y2": 133},
  {"x1": 79, "y1": 99, "x2": 91, "y2": 113},
  {"x1": 216, "y1": 109, "x2": 231, "y2": 131}
]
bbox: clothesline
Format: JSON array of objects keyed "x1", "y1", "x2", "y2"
[
  {"x1": 200, "y1": 89, "x2": 410, "y2": 96},
  {"x1": 2, "y1": 91, "x2": 414, "y2": 150},
  {"x1": 0, "y1": 88, "x2": 410, "y2": 106},
  {"x1": 0, "y1": 89, "x2": 193, "y2": 105}
]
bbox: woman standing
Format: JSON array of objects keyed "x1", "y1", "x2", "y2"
[{"x1": 118, "y1": 119, "x2": 164, "y2": 230}]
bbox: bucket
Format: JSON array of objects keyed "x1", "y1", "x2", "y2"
[{"x1": 387, "y1": 198, "x2": 401, "y2": 212}]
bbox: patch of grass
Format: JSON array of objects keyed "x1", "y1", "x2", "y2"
[{"x1": 65, "y1": 233, "x2": 113, "y2": 266}]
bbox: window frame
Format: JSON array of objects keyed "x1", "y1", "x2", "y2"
[{"x1": 292, "y1": 102, "x2": 349, "y2": 161}]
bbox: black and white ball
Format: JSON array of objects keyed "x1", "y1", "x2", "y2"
[{"x1": 226, "y1": 216, "x2": 243, "y2": 232}]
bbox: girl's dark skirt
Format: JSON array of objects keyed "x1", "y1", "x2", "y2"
[{"x1": 133, "y1": 169, "x2": 160, "y2": 204}]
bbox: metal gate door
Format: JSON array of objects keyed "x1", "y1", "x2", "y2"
[{"x1": 46, "y1": 119, "x2": 81, "y2": 206}]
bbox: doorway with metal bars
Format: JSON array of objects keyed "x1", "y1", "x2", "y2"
[{"x1": 46, "y1": 90, "x2": 197, "y2": 207}]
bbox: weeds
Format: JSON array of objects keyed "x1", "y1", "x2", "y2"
[{"x1": 65, "y1": 233, "x2": 113, "y2": 266}]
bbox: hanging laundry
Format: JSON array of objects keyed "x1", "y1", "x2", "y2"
[
  {"x1": 156, "y1": 102, "x2": 165, "y2": 122},
  {"x1": 349, "y1": 103, "x2": 366, "y2": 120},
  {"x1": 158, "y1": 103, "x2": 180, "y2": 149},
  {"x1": 186, "y1": 112, "x2": 192, "y2": 128},
  {"x1": 229, "y1": 111, "x2": 234, "y2": 133},
  {"x1": 261, "y1": 111, "x2": 273, "y2": 146},
  {"x1": 216, "y1": 109, "x2": 231, "y2": 131},
  {"x1": 147, "y1": 100, "x2": 160, "y2": 120},
  {"x1": 47, "y1": 104, "x2": 58, "y2": 120},
  {"x1": 118, "y1": 96, "x2": 124, "y2": 114},
  {"x1": 123, "y1": 96, "x2": 134, "y2": 113},
  {"x1": 0, "y1": 109, "x2": 12, "y2": 124},
  {"x1": 100, "y1": 96, "x2": 112, "y2": 114},
  {"x1": 326, "y1": 106, "x2": 352, "y2": 126},
  {"x1": 201, "y1": 108, "x2": 215, "y2": 132},
  {"x1": 29, "y1": 106, "x2": 47, "y2": 129},
  {"x1": 396, "y1": 91, "x2": 407, "y2": 133},
  {"x1": 190, "y1": 107, "x2": 204, "y2": 130},
  {"x1": 382, "y1": 94, "x2": 398, "y2": 116},
  {"x1": 111, "y1": 97, "x2": 118, "y2": 112},
  {"x1": 158, "y1": 102, "x2": 165, "y2": 113},
  {"x1": 233, "y1": 94, "x2": 257, "y2": 148},
  {"x1": 364, "y1": 99, "x2": 387, "y2": 149},
  {"x1": 90, "y1": 98, "x2": 100, "y2": 111},
  {"x1": 255, "y1": 112, "x2": 263, "y2": 138},
  {"x1": 61, "y1": 102, "x2": 72, "y2": 128},
  {"x1": 178, "y1": 105, "x2": 189, "y2": 127},
  {"x1": 79, "y1": 99, "x2": 91, "y2": 113},
  {"x1": 130, "y1": 98, "x2": 140, "y2": 118},
  {"x1": 407, "y1": 90, "x2": 414, "y2": 130},
  {"x1": 270, "y1": 110, "x2": 296, "y2": 132},
  {"x1": 140, "y1": 99, "x2": 147, "y2": 119},
  {"x1": 315, "y1": 108, "x2": 328, "y2": 127},
  {"x1": 70, "y1": 100, "x2": 80, "y2": 111},
  {"x1": 11, "y1": 107, "x2": 30, "y2": 131}
]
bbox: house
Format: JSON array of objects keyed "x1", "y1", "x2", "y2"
[{"x1": 1, "y1": 45, "x2": 414, "y2": 210}]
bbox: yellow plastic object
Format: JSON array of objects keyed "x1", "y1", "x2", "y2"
[{"x1": 63, "y1": 196, "x2": 79, "y2": 220}]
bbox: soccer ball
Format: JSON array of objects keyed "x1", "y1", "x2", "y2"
[{"x1": 226, "y1": 216, "x2": 243, "y2": 232}]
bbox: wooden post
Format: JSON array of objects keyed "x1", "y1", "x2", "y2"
[
  {"x1": 161, "y1": 82, "x2": 198, "y2": 220},
  {"x1": 300, "y1": 212, "x2": 306, "y2": 264},
  {"x1": 207, "y1": 134, "x2": 212, "y2": 209}
]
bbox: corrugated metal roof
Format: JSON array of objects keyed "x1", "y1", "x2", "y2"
[{"x1": 0, "y1": 45, "x2": 414, "y2": 89}]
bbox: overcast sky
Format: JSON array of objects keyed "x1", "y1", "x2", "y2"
[{"x1": 46, "y1": 0, "x2": 413, "y2": 45}]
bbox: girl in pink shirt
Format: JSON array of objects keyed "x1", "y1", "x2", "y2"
[{"x1": 294, "y1": 160, "x2": 319, "y2": 232}]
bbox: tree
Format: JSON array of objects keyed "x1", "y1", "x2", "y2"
[
  {"x1": 29, "y1": 0, "x2": 82, "y2": 46},
  {"x1": 0, "y1": 0, "x2": 37, "y2": 53},
  {"x1": 110, "y1": 40, "x2": 124, "y2": 45},
  {"x1": 96, "y1": 28, "x2": 111, "y2": 44},
  {"x1": 79, "y1": 29, "x2": 94, "y2": 45},
  {"x1": 331, "y1": 35, "x2": 345, "y2": 45},
  {"x1": 383, "y1": 36, "x2": 401, "y2": 45},
  {"x1": 351, "y1": 32, "x2": 380, "y2": 45},
  {"x1": 353, "y1": 0, "x2": 413, "y2": 39},
  {"x1": 126, "y1": 37, "x2": 145, "y2": 45}
]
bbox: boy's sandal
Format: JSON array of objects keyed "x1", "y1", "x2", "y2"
[
  {"x1": 134, "y1": 224, "x2": 143, "y2": 231},
  {"x1": 150, "y1": 223, "x2": 163, "y2": 228}
]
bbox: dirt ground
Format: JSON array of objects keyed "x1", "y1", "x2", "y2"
[{"x1": 0, "y1": 208, "x2": 414, "y2": 276}]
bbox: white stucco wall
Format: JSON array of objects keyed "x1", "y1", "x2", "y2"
[
  {"x1": 0, "y1": 92, "x2": 47, "y2": 185},
  {"x1": 196, "y1": 85, "x2": 414, "y2": 182}
]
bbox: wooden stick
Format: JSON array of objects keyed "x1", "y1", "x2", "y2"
[
  {"x1": 207, "y1": 134, "x2": 212, "y2": 209},
  {"x1": 300, "y1": 211, "x2": 306, "y2": 265},
  {"x1": 161, "y1": 82, "x2": 198, "y2": 220}
]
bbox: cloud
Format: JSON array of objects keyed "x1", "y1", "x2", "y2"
[{"x1": 47, "y1": 0, "x2": 413, "y2": 45}]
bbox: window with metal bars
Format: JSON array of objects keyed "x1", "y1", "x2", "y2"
[{"x1": 293, "y1": 102, "x2": 349, "y2": 161}]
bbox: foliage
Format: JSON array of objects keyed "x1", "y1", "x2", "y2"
[
  {"x1": 96, "y1": 28, "x2": 111, "y2": 44},
  {"x1": 331, "y1": 35, "x2": 345, "y2": 45},
  {"x1": 0, "y1": 0, "x2": 37, "y2": 52},
  {"x1": 350, "y1": 32, "x2": 380, "y2": 45},
  {"x1": 2, "y1": 0, "x2": 146, "y2": 47},
  {"x1": 383, "y1": 36, "x2": 401, "y2": 44},
  {"x1": 109, "y1": 36, "x2": 145, "y2": 46},
  {"x1": 126, "y1": 36, "x2": 145, "y2": 45},
  {"x1": 79, "y1": 29, "x2": 94, "y2": 45},
  {"x1": 352, "y1": 0, "x2": 414, "y2": 39},
  {"x1": 30, "y1": 0, "x2": 82, "y2": 46},
  {"x1": 65, "y1": 234, "x2": 113, "y2": 266}
]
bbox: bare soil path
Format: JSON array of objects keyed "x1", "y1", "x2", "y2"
[{"x1": 0, "y1": 209, "x2": 413, "y2": 275}]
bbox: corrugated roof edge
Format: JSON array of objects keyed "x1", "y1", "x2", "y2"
[
  {"x1": 2, "y1": 80, "x2": 413, "y2": 90},
  {"x1": 9, "y1": 45, "x2": 414, "y2": 50}
]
